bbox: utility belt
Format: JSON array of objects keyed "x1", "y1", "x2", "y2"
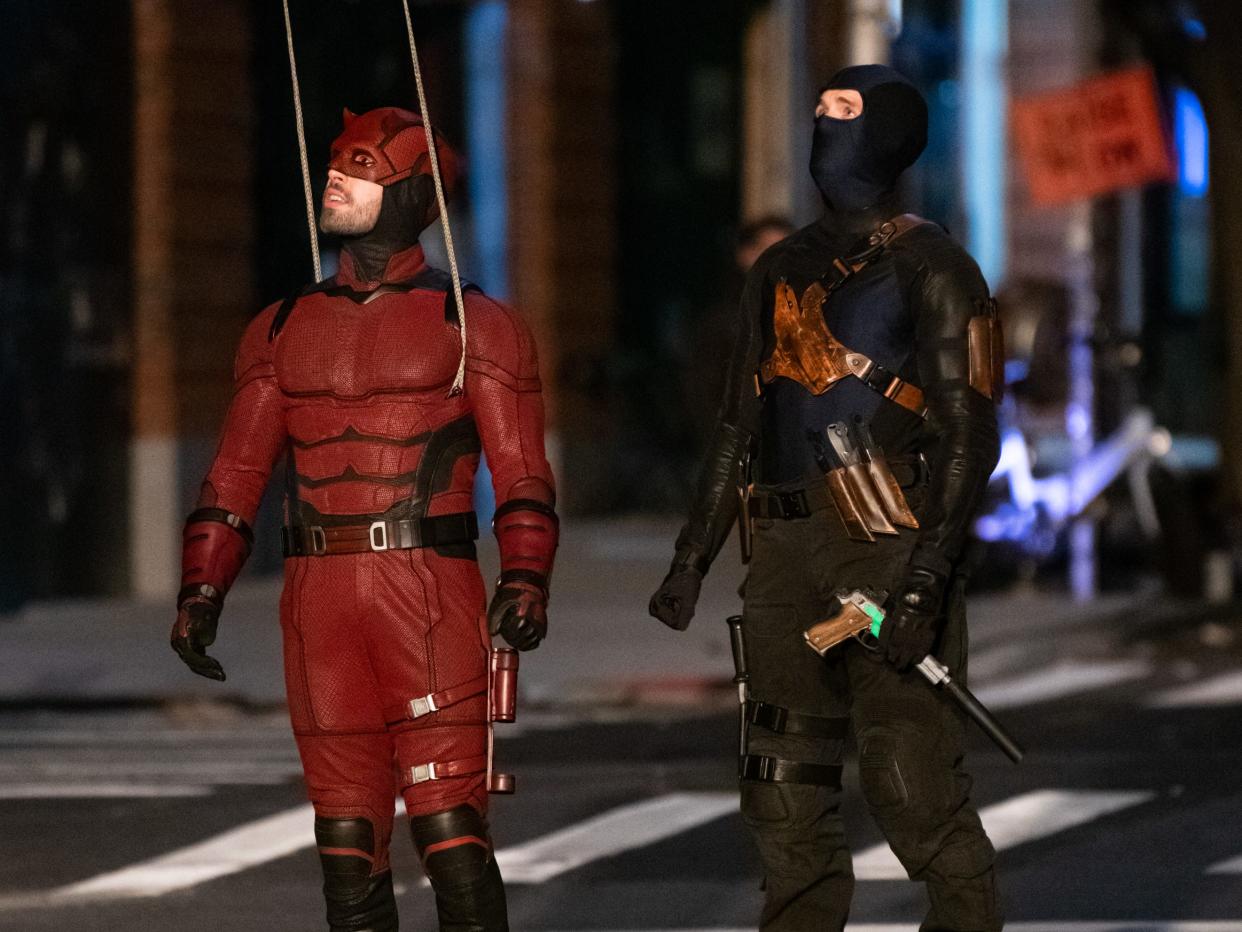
[
  {"x1": 281, "y1": 510, "x2": 478, "y2": 557},
  {"x1": 749, "y1": 456, "x2": 927, "y2": 521}
]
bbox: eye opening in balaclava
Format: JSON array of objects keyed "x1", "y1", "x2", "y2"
[{"x1": 809, "y1": 64, "x2": 928, "y2": 212}]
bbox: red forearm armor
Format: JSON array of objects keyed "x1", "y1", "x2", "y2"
[{"x1": 179, "y1": 508, "x2": 253, "y2": 607}]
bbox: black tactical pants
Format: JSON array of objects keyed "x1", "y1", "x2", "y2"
[{"x1": 739, "y1": 483, "x2": 1001, "y2": 931}]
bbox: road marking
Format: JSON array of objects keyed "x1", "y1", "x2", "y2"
[
  {"x1": 497, "y1": 792, "x2": 737, "y2": 884},
  {"x1": 1150, "y1": 670, "x2": 1242, "y2": 708},
  {"x1": 852, "y1": 789, "x2": 1154, "y2": 880},
  {"x1": 52, "y1": 803, "x2": 316, "y2": 900},
  {"x1": 0, "y1": 761, "x2": 299, "y2": 785},
  {"x1": 615, "y1": 925, "x2": 1242, "y2": 931},
  {"x1": 972, "y1": 660, "x2": 1151, "y2": 709},
  {"x1": 0, "y1": 783, "x2": 211, "y2": 799},
  {"x1": 32, "y1": 792, "x2": 735, "y2": 902},
  {"x1": 1207, "y1": 851, "x2": 1242, "y2": 874}
]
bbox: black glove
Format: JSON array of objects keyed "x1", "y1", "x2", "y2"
[
  {"x1": 488, "y1": 573, "x2": 548, "y2": 651},
  {"x1": 171, "y1": 597, "x2": 226, "y2": 681},
  {"x1": 879, "y1": 565, "x2": 948, "y2": 672},
  {"x1": 648, "y1": 564, "x2": 703, "y2": 631}
]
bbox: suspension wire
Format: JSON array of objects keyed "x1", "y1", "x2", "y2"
[
  {"x1": 400, "y1": 0, "x2": 468, "y2": 395},
  {"x1": 282, "y1": 0, "x2": 322, "y2": 282}
]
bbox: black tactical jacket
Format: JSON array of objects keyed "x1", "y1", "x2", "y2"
[{"x1": 673, "y1": 201, "x2": 1000, "y2": 580}]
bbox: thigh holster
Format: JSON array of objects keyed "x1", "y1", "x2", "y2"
[
  {"x1": 740, "y1": 698, "x2": 848, "y2": 787},
  {"x1": 729, "y1": 615, "x2": 847, "y2": 789}
]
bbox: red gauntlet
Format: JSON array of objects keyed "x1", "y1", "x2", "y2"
[
  {"x1": 179, "y1": 507, "x2": 254, "y2": 606},
  {"x1": 172, "y1": 507, "x2": 254, "y2": 680},
  {"x1": 488, "y1": 486, "x2": 558, "y2": 650}
]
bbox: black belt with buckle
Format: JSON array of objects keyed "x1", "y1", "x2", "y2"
[
  {"x1": 282, "y1": 511, "x2": 479, "y2": 557},
  {"x1": 751, "y1": 456, "x2": 927, "y2": 521}
]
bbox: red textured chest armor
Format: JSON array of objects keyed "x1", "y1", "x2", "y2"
[{"x1": 275, "y1": 288, "x2": 478, "y2": 524}]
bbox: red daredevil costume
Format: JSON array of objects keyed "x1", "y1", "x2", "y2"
[{"x1": 171, "y1": 108, "x2": 557, "y2": 931}]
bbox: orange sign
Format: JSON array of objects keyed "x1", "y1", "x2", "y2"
[{"x1": 1012, "y1": 67, "x2": 1175, "y2": 206}]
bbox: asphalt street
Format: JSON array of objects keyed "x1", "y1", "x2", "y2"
[
  {"x1": 2, "y1": 643, "x2": 1242, "y2": 931},
  {"x1": 2, "y1": 522, "x2": 1242, "y2": 930}
]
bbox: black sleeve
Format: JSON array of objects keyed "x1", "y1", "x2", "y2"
[
  {"x1": 670, "y1": 252, "x2": 769, "y2": 575},
  {"x1": 906, "y1": 232, "x2": 1001, "y2": 575}
]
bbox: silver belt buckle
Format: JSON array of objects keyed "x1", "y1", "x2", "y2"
[
  {"x1": 369, "y1": 521, "x2": 389, "y2": 552},
  {"x1": 409, "y1": 762, "x2": 438, "y2": 784},
  {"x1": 308, "y1": 527, "x2": 327, "y2": 556},
  {"x1": 408, "y1": 694, "x2": 438, "y2": 719}
]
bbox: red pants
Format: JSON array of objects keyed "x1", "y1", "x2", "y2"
[{"x1": 280, "y1": 549, "x2": 491, "y2": 872}]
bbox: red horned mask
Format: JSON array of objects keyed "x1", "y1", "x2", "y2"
[{"x1": 328, "y1": 106, "x2": 459, "y2": 195}]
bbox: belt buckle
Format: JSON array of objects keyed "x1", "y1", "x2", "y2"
[
  {"x1": 308, "y1": 527, "x2": 327, "y2": 556},
  {"x1": 407, "y1": 694, "x2": 437, "y2": 719},
  {"x1": 409, "y1": 762, "x2": 438, "y2": 784},
  {"x1": 777, "y1": 490, "x2": 808, "y2": 519},
  {"x1": 369, "y1": 521, "x2": 389, "y2": 552}
]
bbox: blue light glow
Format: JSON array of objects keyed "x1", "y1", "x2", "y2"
[
  {"x1": 1181, "y1": 17, "x2": 1206, "y2": 41},
  {"x1": 465, "y1": 1, "x2": 508, "y2": 296},
  {"x1": 465, "y1": 1, "x2": 508, "y2": 525},
  {"x1": 960, "y1": 0, "x2": 1008, "y2": 285},
  {"x1": 1173, "y1": 85, "x2": 1209, "y2": 197}
]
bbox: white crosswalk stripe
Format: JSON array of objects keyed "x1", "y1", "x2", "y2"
[
  {"x1": 53, "y1": 804, "x2": 317, "y2": 900},
  {"x1": 1150, "y1": 670, "x2": 1242, "y2": 708},
  {"x1": 497, "y1": 792, "x2": 737, "y2": 883},
  {"x1": 0, "y1": 783, "x2": 212, "y2": 799},
  {"x1": 971, "y1": 660, "x2": 1151, "y2": 709},
  {"x1": 1206, "y1": 851, "x2": 1242, "y2": 874},
  {"x1": 852, "y1": 789, "x2": 1155, "y2": 880}
]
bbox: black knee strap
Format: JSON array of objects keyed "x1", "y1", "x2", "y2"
[
  {"x1": 410, "y1": 805, "x2": 509, "y2": 931},
  {"x1": 410, "y1": 805, "x2": 494, "y2": 884},
  {"x1": 745, "y1": 699, "x2": 849, "y2": 738},
  {"x1": 314, "y1": 817, "x2": 397, "y2": 932},
  {"x1": 740, "y1": 754, "x2": 843, "y2": 788}
]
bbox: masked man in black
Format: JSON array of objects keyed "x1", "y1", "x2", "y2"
[{"x1": 649, "y1": 65, "x2": 1004, "y2": 930}]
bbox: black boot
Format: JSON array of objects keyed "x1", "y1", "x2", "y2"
[
  {"x1": 410, "y1": 805, "x2": 509, "y2": 932},
  {"x1": 315, "y1": 816, "x2": 399, "y2": 932}
]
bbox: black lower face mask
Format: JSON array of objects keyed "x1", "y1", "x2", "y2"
[
  {"x1": 341, "y1": 173, "x2": 436, "y2": 281},
  {"x1": 809, "y1": 64, "x2": 929, "y2": 212}
]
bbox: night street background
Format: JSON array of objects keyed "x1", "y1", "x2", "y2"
[{"x1": 6, "y1": 0, "x2": 1242, "y2": 928}]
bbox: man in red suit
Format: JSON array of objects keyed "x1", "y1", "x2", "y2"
[{"x1": 170, "y1": 107, "x2": 557, "y2": 932}]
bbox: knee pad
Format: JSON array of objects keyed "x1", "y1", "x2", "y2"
[
  {"x1": 410, "y1": 804, "x2": 494, "y2": 889},
  {"x1": 858, "y1": 730, "x2": 910, "y2": 816},
  {"x1": 314, "y1": 817, "x2": 398, "y2": 932}
]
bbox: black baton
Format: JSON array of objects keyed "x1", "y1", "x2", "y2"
[{"x1": 916, "y1": 655, "x2": 1025, "y2": 763}]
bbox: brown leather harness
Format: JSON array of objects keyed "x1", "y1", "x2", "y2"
[{"x1": 758, "y1": 214, "x2": 936, "y2": 419}]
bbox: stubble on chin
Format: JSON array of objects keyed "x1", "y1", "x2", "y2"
[{"x1": 319, "y1": 202, "x2": 377, "y2": 236}]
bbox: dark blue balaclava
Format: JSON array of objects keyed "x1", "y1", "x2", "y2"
[{"x1": 809, "y1": 64, "x2": 928, "y2": 211}]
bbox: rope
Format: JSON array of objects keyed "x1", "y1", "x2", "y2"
[
  {"x1": 401, "y1": 0, "x2": 468, "y2": 395},
  {"x1": 282, "y1": 0, "x2": 322, "y2": 282}
]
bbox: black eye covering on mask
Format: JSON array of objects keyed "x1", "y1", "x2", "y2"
[{"x1": 810, "y1": 64, "x2": 929, "y2": 212}]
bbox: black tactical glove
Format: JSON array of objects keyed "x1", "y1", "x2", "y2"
[
  {"x1": 171, "y1": 596, "x2": 226, "y2": 682},
  {"x1": 879, "y1": 565, "x2": 948, "y2": 672},
  {"x1": 488, "y1": 571, "x2": 548, "y2": 651},
  {"x1": 648, "y1": 564, "x2": 703, "y2": 631}
]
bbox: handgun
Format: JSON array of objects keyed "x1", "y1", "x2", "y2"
[{"x1": 804, "y1": 590, "x2": 1025, "y2": 763}]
